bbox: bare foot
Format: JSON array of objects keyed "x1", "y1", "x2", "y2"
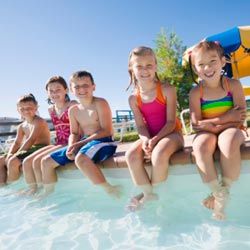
[
  {"x1": 105, "y1": 184, "x2": 123, "y2": 199},
  {"x1": 212, "y1": 187, "x2": 229, "y2": 220},
  {"x1": 126, "y1": 193, "x2": 144, "y2": 212},
  {"x1": 202, "y1": 195, "x2": 215, "y2": 210},
  {"x1": 17, "y1": 188, "x2": 38, "y2": 196},
  {"x1": 126, "y1": 192, "x2": 158, "y2": 212}
]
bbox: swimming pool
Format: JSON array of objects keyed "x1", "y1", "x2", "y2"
[{"x1": 1, "y1": 168, "x2": 250, "y2": 250}]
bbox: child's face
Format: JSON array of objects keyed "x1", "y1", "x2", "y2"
[
  {"x1": 47, "y1": 82, "x2": 68, "y2": 104},
  {"x1": 17, "y1": 101, "x2": 37, "y2": 120},
  {"x1": 70, "y1": 77, "x2": 95, "y2": 99},
  {"x1": 131, "y1": 54, "x2": 157, "y2": 85},
  {"x1": 192, "y1": 49, "x2": 226, "y2": 82}
]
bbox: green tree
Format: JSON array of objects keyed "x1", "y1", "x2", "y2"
[{"x1": 154, "y1": 28, "x2": 193, "y2": 112}]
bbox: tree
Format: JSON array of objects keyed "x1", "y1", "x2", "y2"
[{"x1": 154, "y1": 28, "x2": 193, "y2": 112}]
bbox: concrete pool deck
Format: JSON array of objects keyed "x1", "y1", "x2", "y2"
[{"x1": 57, "y1": 131, "x2": 250, "y2": 178}]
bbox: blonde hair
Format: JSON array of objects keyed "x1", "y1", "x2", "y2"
[{"x1": 127, "y1": 46, "x2": 159, "y2": 90}]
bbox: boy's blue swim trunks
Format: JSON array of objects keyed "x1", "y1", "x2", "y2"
[{"x1": 50, "y1": 136, "x2": 117, "y2": 166}]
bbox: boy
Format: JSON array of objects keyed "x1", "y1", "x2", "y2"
[
  {"x1": 0, "y1": 94, "x2": 50, "y2": 185},
  {"x1": 41, "y1": 71, "x2": 121, "y2": 198}
]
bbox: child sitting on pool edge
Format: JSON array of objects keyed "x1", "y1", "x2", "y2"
[{"x1": 40, "y1": 70, "x2": 122, "y2": 198}]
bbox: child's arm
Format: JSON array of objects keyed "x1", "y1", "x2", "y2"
[
  {"x1": 7, "y1": 124, "x2": 25, "y2": 158},
  {"x1": 197, "y1": 79, "x2": 246, "y2": 126},
  {"x1": 17, "y1": 119, "x2": 47, "y2": 152},
  {"x1": 66, "y1": 105, "x2": 81, "y2": 159}
]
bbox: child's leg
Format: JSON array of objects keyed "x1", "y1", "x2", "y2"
[
  {"x1": 74, "y1": 153, "x2": 121, "y2": 198},
  {"x1": 22, "y1": 146, "x2": 55, "y2": 194},
  {"x1": 192, "y1": 132, "x2": 219, "y2": 210},
  {"x1": 125, "y1": 139, "x2": 151, "y2": 186},
  {"x1": 125, "y1": 139, "x2": 156, "y2": 208},
  {"x1": 41, "y1": 155, "x2": 60, "y2": 195},
  {"x1": 150, "y1": 132, "x2": 183, "y2": 185},
  {"x1": 192, "y1": 132, "x2": 218, "y2": 183},
  {"x1": 0, "y1": 156, "x2": 7, "y2": 185},
  {"x1": 218, "y1": 128, "x2": 245, "y2": 181},
  {"x1": 33, "y1": 145, "x2": 62, "y2": 187},
  {"x1": 7, "y1": 156, "x2": 22, "y2": 183}
]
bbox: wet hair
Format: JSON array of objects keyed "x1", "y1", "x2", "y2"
[
  {"x1": 188, "y1": 41, "x2": 225, "y2": 84},
  {"x1": 127, "y1": 46, "x2": 160, "y2": 90},
  {"x1": 17, "y1": 93, "x2": 38, "y2": 106},
  {"x1": 70, "y1": 70, "x2": 94, "y2": 85},
  {"x1": 45, "y1": 76, "x2": 70, "y2": 104}
]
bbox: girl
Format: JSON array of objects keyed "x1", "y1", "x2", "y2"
[
  {"x1": 21, "y1": 76, "x2": 77, "y2": 195},
  {"x1": 189, "y1": 41, "x2": 246, "y2": 220},
  {"x1": 0, "y1": 94, "x2": 50, "y2": 185},
  {"x1": 125, "y1": 46, "x2": 184, "y2": 210}
]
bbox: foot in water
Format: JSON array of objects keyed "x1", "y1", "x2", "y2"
[
  {"x1": 126, "y1": 192, "x2": 158, "y2": 212},
  {"x1": 202, "y1": 195, "x2": 215, "y2": 210},
  {"x1": 17, "y1": 188, "x2": 38, "y2": 196},
  {"x1": 202, "y1": 188, "x2": 229, "y2": 220},
  {"x1": 105, "y1": 184, "x2": 123, "y2": 199},
  {"x1": 212, "y1": 187, "x2": 229, "y2": 220}
]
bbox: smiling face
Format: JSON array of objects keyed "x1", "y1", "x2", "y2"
[
  {"x1": 191, "y1": 41, "x2": 226, "y2": 85},
  {"x1": 47, "y1": 82, "x2": 68, "y2": 104},
  {"x1": 130, "y1": 54, "x2": 157, "y2": 87},
  {"x1": 70, "y1": 76, "x2": 95, "y2": 100},
  {"x1": 17, "y1": 101, "x2": 38, "y2": 120}
]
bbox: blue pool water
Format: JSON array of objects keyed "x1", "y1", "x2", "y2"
[{"x1": 1, "y1": 172, "x2": 250, "y2": 250}]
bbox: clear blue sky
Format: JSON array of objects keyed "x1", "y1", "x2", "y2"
[{"x1": 1, "y1": 0, "x2": 250, "y2": 118}]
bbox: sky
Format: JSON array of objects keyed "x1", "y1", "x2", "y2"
[{"x1": 0, "y1": 0, "x2": 250, "y2": 119}]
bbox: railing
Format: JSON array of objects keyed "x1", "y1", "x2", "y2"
[{"x1": 0, "y1": 119, "x2": 137, "y2": 153}]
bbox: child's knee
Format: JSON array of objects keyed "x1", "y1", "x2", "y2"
[
  {"x1": 193, "y1": 141, "x2": 215, "y2": 155},
  {"x1": 75, "y1": 154, "x2": 89, "y2": 167},
  {"x1": 125, "y1": 149, "x2": 141, "y2": 163}
]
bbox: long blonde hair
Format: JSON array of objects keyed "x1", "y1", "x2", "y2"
[{"x1": 127, "y1": 46, "x2": 160, "y2": 90}]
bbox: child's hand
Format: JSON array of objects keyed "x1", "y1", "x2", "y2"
[
  {"x1": 66, "y1": 143, "x2": 79, "y2": 160},
  {"x1": 142, "y1": 139, "x2": 151, "y2": 158},
  {"x1": 227, "y1": 106, "x2": 246, "y2": 122},
  {"x1": 148, "y1": 137, "x2": 158, "y2": 151}
]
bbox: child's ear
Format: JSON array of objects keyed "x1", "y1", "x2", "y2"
[{"x1": 221, "y1": 56, "x2": 226, "y2": 67}]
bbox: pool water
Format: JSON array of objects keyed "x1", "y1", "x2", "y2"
[{"x1": 1, "y1": 173, "x2": 250, "y2": 250}]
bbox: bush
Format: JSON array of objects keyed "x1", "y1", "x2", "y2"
[{"x1": 114, "y1": 131, "x2": 139, "y2": 142}]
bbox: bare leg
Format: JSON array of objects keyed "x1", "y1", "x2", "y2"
[
  {"x1": 40, "y1": 155, "x2": 59, "y2": 196},
  {"x1": 0, "y1": 156, "x2": 7, "y2": 185},
  {"x1": 33, "y1": 145, "x2": 62, "y2": 188},
  {"x1": 192, "y1": 132, "x2": 222, "y2": 212},
  {"x1": 75, "y1": 153, "x2": 122, "y2": 199},
  {"x1": 218, "y1": 128, "x2": 245, "y2": 181},
  {"x1": 125, "y1": 139, "x2": 151, "y2": 186},
  {"x1": 151, "y1": 132, "x2": 183, "y2": 184},
  {"x1": 7, "y1": 156, "x2": 22, "y2": 183}
]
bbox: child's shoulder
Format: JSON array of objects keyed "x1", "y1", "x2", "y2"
[
  {"x1": 226, "y1": 77, "x2": 241, "y2": 90},
  {"x1": 94, "y1": 96, "x2": 109, "y2": 105},
  {"x1": 189, "y1": 84, "x2": 200, "y2": 97}
]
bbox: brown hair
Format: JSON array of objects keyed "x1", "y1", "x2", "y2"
[
  {"x1": 70, "y1": 70, "x2": 94, "y2": 85},
  {"x1": 189, "y1": 41, "x2": 225, "y2": 84},
  {"x1": 127, "y1": 46, "x2": 159, "y2": 90},
  {"x1": 45, "y1": 75, "x2": 70, "y2": 104},
  {"x1": 17, "y1": 93, "x2": 38, "y2": 105}
]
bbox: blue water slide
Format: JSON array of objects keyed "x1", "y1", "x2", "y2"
[{"x1": 206, "y1": 27, "x2": 241, "y2": 54}]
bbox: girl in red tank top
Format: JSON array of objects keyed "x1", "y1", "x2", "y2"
[
  {"x1": 21, "y1": 76, "x2": 77, "y2": 196},
  {"x1": 125, "y1": 46, "x2": 183, "y2": 210}
]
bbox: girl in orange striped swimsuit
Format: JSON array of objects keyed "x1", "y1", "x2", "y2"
[
  {"x1": 189, "y1": 41, "x2": 247, "y2": 220},
  {"x1": 125, "y1": 46, "x2": 184, "y2": 210}
]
